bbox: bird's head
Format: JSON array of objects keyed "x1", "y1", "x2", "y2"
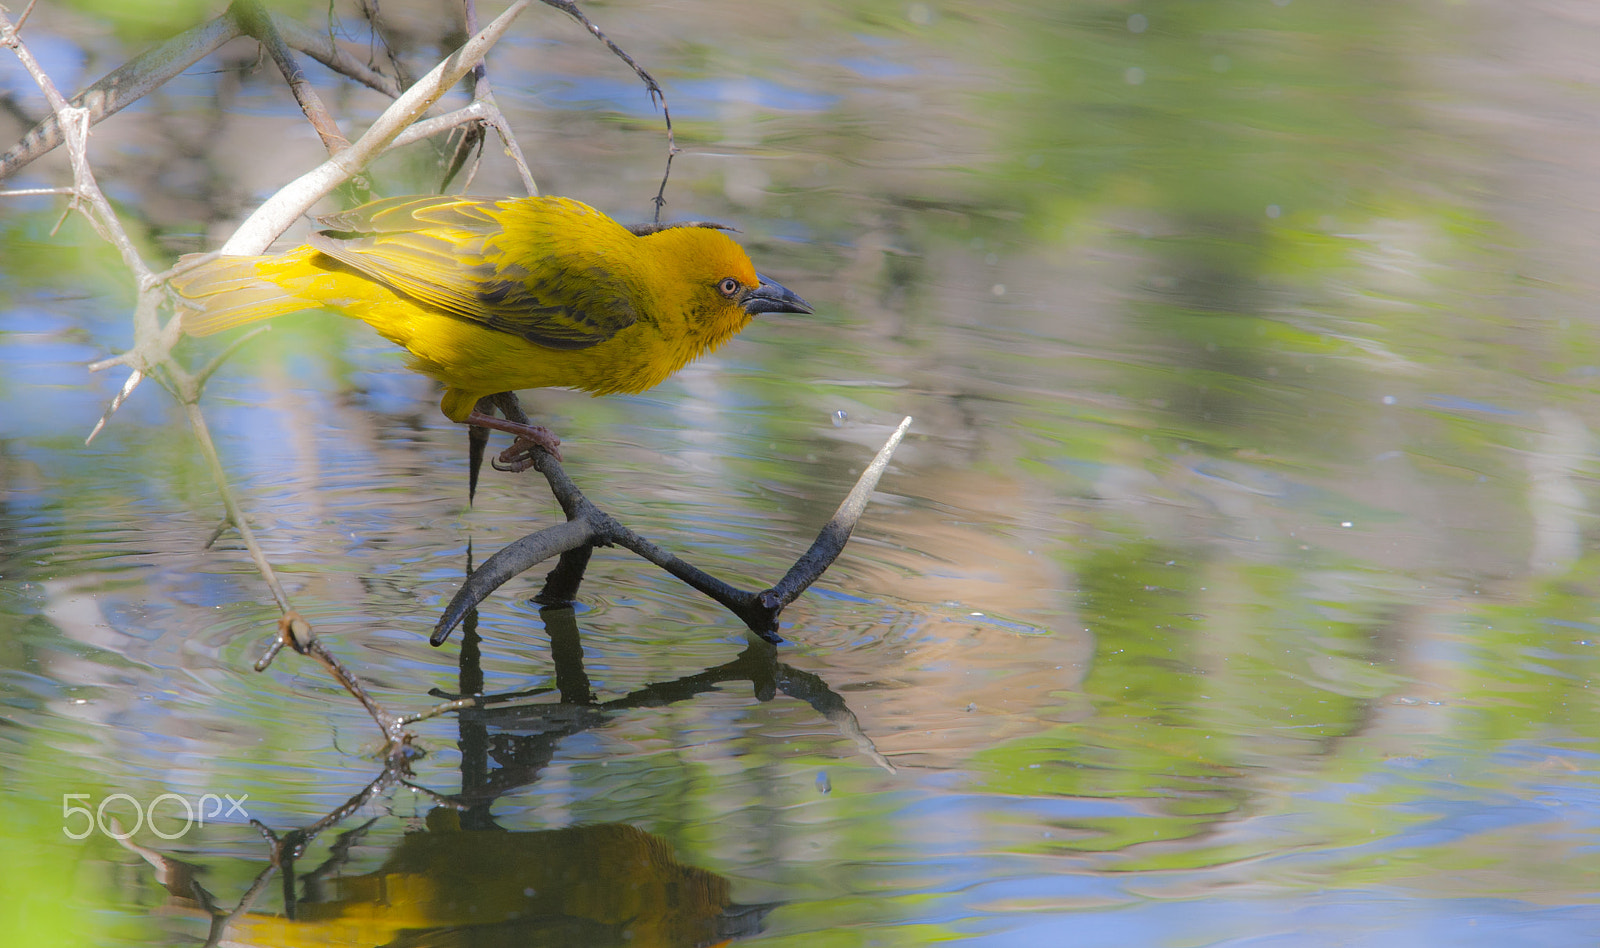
[{"x1": 637, "y1": 224, "x2": 812, "y2": 347}]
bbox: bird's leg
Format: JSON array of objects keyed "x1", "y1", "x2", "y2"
[
  {"x1": 463, "y1": 392, "x2": 562, "y2": 472},
  {"x1": 486, "y1": 392, "x2": 563, "y2": 469},
  {"x1": 487, "y1": 391, "x2": 532, "y2": 427},
  {"x1": 463, "y1": 409, "x2": 563, "y2": 464}
]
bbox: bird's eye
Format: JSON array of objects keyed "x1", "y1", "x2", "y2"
[{"x1": 717, "y1": 277, "x2": 740, "y2": 297}]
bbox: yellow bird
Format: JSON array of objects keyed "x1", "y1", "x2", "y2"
[{"x1": 172, "y1": 194, "x2": 811, "y2": 459}]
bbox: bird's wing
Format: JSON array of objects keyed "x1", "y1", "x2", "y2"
[{"x1": 310, "y1": 196, "x2": 634, "y2": 350}]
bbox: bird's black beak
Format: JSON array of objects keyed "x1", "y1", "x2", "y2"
[{"x1": 742, "y1": 276, "x2": 813, "y2": 315}]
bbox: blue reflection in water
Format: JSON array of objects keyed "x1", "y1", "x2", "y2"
[
  {"x1": 836, "y1": 57, "x2": 918, "y2": 80},
  {"x1": 959, "y1": 896, "x2": 1600, "y2": 948},
  {"x1": 503, "y1": 72, "x2": 838, "y2": 118},
  {"x1": 1423, "y1": 395, "x2": 1522, "y2": 417}
]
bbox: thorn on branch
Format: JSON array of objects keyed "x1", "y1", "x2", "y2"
[
  {"x1": 14, "y1": 0, "x2": 39, "y2": 34},
  {"x1": 204, "y1": 516, "x2": 231, "y2": 549},
  {"x1": 0, "y1": 186, "x2": 73, "y2": 198},
  {"x1": 84, "y1": 368, "x2": 144, "y2": 445}
]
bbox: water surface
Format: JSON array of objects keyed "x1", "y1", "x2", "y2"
[{"x1": 4, "y1": 1, "x2": 1600, "y2": 945}]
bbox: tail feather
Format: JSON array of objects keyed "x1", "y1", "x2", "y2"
[{"x1": 170, "y1": 251, "x2": 318, "y2": 336}]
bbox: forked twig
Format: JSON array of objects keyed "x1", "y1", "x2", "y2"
[
  {"x1": 254, "y1": 610, "x2": 419, "y2": 749},
  {"x1": 450, "y1": 0, "x2": 539, "y2": 195},
  {"x1": 220, "y1": 0, "x2": 533, "y2": 255},
  {"x1": 432, "y1": 417, "x2": 914, "y2": 646}
]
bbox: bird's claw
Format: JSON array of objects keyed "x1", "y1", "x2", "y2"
[{"x1": 492, "y1": 428, "x2": 562, "y2": 471}]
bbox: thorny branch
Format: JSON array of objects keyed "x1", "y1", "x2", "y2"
[
  {"x1": 444, "y1": 0, "x2": 538, "y2": 195},
  {"x1": 217, "y1": 0, "x2": 534, "y2": 255},
  {"x1": 0, "y1": 14, "x2": 154, "y2": 286},
  {"x1": 0, "y1": 4, "x2": 401, "y2": 181},
  {"x1": 0, "y1": 1, "x2": 541, "y2": 747}
]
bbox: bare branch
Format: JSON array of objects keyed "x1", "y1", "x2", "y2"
[
  {"x1": 431, "y1": 519, "x2": 594, "y2": 643},
  {"x1": 274, "y1": 13, "x2": 402, "y2": 98},
  {"x1": 251, "y1": 635, "x2": 286, "y2": 673},
  {"x1": 387, "y1": 101, "x2": 489, "y2": 149},
  {"x1": 459, "y1": 0, "x2": 538, "y2": 196},
  {"x1": 606, "y1": 524, "x2": 767, "y2": 619},
  {"x1": 355, "y1": 0, "x2": 413, "y2": 90},
  {"x1": 83, "y1": 367, "x2": 143, "y2": 446},
  {"x1": 0, "y1": 186, "x2": 73, "y2": 197},
  {"x1": 85, "y1": 291, "x2": 168, "y2": 440},
  {"x1": 0, "y1": 13, "x2": 241, "y2": 181},
  {"x1": 0, "y1": 21, "x2": 156, "y2": 285},
  {"x1": 762, "y1": 415, "x2": 913, "y2": 608},
  {"x1": 194, "y1": 325, "x2": 271, "y2": 388},
  {"x1": 256, "y1": 610, "x2": 413, "y2": 748},
  {"x1": 13, "y1": 0, "x2": 38, "y2": 33},
  {"x1": 87, "y1": 351, "x2": 134, "y2": 373},
  {"x1": 218, "y1": 0, "x2": 531, "y2": 255},
  {"x1": 395, "y1": 697, "x2": 478, "y2": 727},
  {"x1": 472, "y1": 97, "x2": 538, "y2": 196},
  {"x1": 179, "y1": 398, "x2": 297, "y2": 616},
  {"x1": 384, "y1": 95, "x2": 538, "y2": 198},
  {"x1": 431, "y1": 418, "x2": 914, "y2": 646},
  {"x1": 233, "y1": 0, "x2": 350, "y2": 155}
]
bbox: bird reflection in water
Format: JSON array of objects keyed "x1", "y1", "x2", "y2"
[{"x1": 129, "y1": 603, "x2": 890, "y2": 947}]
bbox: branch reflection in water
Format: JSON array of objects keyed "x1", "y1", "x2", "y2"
[{"x1": 124, "y1": 599, "x2": 890, "y2": 946}]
